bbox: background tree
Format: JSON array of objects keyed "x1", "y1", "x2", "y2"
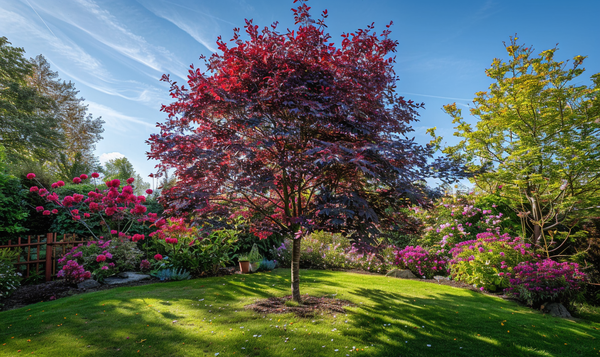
[
  {"x1": 148, "y1": 0, "x2": 461, "y2": 302},
  {"x1": 102, "y1": 157, "x2": 150, "y2": 196},
  {"x1": 0, "y1": 37, "x2": 62, "y2": 163},
  {"x1": 26, "y1": 55, "x2": 104, "y2": 180},
  {"x1": 0, "y1": 145, "x2": 28, "y2": 243},
  {"x1": 441, "y1": 37, "x2": 600, "y2": 256}
]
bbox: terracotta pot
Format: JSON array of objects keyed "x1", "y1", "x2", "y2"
[{"x1": 239, "y1": 260, "x2": 250, "y2": 274}]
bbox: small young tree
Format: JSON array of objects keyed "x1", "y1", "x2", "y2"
[
  {"x1": 441, "y1": 37, "x2": 600, "y2": 255},
  {"x1": 148, "y1": 0, "x2": 460, "y2": 301}
]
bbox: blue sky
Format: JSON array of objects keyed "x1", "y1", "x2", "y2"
[{"x1": 1, "y1": 0, "x2": 599, "y2": 189}]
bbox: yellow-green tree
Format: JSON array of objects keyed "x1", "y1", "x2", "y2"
[{"x1": 440, "y1": 37, "x2": 600, "y2": 254}]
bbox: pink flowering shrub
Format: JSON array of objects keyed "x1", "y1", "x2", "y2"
[
  {"x1": 56, "y1": 260, "x2": 91, "y2": 284},
  {"x1": 395, "y1": 245, "x2": 448, "y2": 278},
  {"x1": 449, "y1": 232, "x2": 535, "y2": 292},
  {"x1": 505, "y1": 259, "x2": 587, "y2": 306},
  {"x1": 58, "y1": 239, "x2": 116, "y2": 282},
  {"x1": 58, "y1": 237, "x2": 143, "y2": 281},
  {"x1": 139, "y1": 259, "x2": 151, "y2": 271},
  {"x1": 412, "y1": 196, "x2": 512, "y2": 249}
]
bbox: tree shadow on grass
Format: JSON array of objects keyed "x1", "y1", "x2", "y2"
[
  {"x1": 2, "y1": 271, "x2": 598, "y2": 357},
  {"x1": 345, "y1": 287, "x2": 600, "y2": 357}
]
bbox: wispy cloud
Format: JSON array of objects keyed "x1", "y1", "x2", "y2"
[
  {"x1": 30, "y1": 0, "x2": 188, "y2": 80},
  {"x1": 0, "y1": 2, "x2": 169, "y2": 107},
  {"x1": 52, "y1": 63, "x2": 167, "y2": 106},
  {"x1": 472, "y1": 0, "x2": 497, "y2": 21},
  {"x1": 138, "y1": 0, "x2": 222, "y2": 53},
  {"x1": 86, "y1": 101, "x2": 156, "y2": 131},
  {"x1": 0, "y1": 7, "x2": 108, "y2": 76}
]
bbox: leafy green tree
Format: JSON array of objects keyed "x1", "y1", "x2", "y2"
[
  {"x1": 440, "y1": 37, "x2": 600, "y2": 253},
  {"x1": 0, "y1": 37, "x2": 63, "y2": 162},
  {"x1": 26, "y1": 55, "x2": 104, "y2": 179},
  {"x1": 0, "y1": 145, "x2": 28, "y2": 242},
  {"x1": 102, "y1": 157, "x2": 150, "y2": 196}
]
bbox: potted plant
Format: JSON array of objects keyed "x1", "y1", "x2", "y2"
[
  {"x1": 248, "y1": 244, "x2": 262, "y2": 273},
  {"x1": 238, "y1": 254, "x2": 250, "y2": 274}
]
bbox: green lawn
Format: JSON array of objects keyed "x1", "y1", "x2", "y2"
[{"x1": 1, "y1": 270, "x2": 599, "y2": 356}]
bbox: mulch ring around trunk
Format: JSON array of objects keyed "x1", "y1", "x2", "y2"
[{"x1": 245, "y1": 295, "x2": 355, "y2": 317}]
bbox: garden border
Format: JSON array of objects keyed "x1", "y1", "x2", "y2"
[{"x1": 0, "y1": 233, "x2": 87, "y2": 281}]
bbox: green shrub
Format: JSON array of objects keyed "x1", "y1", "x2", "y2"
[
  {"x1": 110, "y1": 238, "x2": 144, "y2": 271},
  {"x1": 149, "y1": 218, "x2": 239, "y2": 275},
  {"x1": 196, "y1": 229, "x2": 239, "y2": 275},
  {"x1": 0, "y1": 172, "x2": 28, "y2": 243},
  {"x1": 0, "y1": 247, "x2": 21, "y2": 263}
]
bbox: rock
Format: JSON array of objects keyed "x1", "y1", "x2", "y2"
[
  {"x1": 433, "y1": 275, "x2": 449, "y2": 281},
  {"x1": 542, "y1": 303, "x2": 572, "y2": 318},
  {"x1": 103, "y1": 272, "x2": 151, "y2": 285},
  {"x1": 77, "y1": 279, "x2": 101, "y2": 290},
  {"x1": 385, "y1": 269, "x2": 417, "y2": 279}
]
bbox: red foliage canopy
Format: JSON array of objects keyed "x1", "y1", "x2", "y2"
[{"x1": 147, "y1": 1, "x2": 461, "y2": 239}]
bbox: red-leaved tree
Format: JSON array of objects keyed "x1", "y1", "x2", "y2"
[{"x1": 148, "y1": 0, "x2": 462, "y2": 301}]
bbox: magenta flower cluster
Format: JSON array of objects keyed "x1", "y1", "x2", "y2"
[
  {"x1": 449, "y1": 232, "x2": 535, "y2": 262},
  {"x1": 395, "y1": 245, "x2": 447, "y2": 279},
  {"x1": 140, "y1": 259, "x2": 151, "y2": 271},
  {"x1": 505, "y1": 259, "x2": 587, "y2": 306},
  {"x1": 57, "y1": 239, "x2": 118, "y2": 282},
  {"x1": 56, "y1": 260, "x2": 91, "y2": 284}
]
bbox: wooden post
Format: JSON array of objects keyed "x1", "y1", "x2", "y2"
[
  {"x1": 45, "y1": 233, "x2": 54, "y2": 282},
  {"x1": 26, "y1": 235, "x2": 31, "y2": 278}
]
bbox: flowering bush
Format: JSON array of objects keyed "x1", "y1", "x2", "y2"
[
  {"x1": 449, "y1": 232, "x2": 535, "y2": 291},
  {"x1": 506, "y1": 259, "x2": 587, "y2": 306},
  {"x1": 56, "y1": 260, "x2": 91, "y2": 284},
  {"x1": 0, "y1": 261, "x2": 22, "y2": 300},
  {"x1": 349, "y1": 244, "x2": 397, "y2": 273},
  {"x1": 59, "y1": 239, "x2": 118, "y2": 282},
  {"x1": 270, "y1": 233, "x2": 396, "y2": 274},
  {"x1": 413, "y1": 196, "x2": 510, "y2": 249},
  {"x1": 140, "y1": 259, "x2": 151, "y2": 271},
  {"x1": 395, "y1": 245, "x2": 448, "y2": 278},
  {"x1": 27, "y1": 173, "x2": 158, "y2": 240}
]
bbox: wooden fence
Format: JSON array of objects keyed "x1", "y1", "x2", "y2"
[{"x1": 0, "y1": 233, "x2": 88, "y2": 282}]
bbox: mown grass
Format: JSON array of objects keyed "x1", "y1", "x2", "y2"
[{"x1": 1, "y1": 270, "x2": 599, "y2": 356}]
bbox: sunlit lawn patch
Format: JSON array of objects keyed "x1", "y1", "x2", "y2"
[{"x1": 1, "y1": 270, "x2": 599, "y2": 356}]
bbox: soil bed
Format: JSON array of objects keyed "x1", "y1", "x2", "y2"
[
  {"x1": 245, "y1": 295, "x2": 355, "y2": 317},
  {"x1": 0, "y1": 278, "x2": 159, "y2": 311}
]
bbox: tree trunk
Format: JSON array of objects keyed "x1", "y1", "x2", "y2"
[
  {"x1": 291, "y1": 237, "x2": 302, "y2": 303},
  {"x1": 533, "y1": 224, "x2": 542, "y2": 245}
]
